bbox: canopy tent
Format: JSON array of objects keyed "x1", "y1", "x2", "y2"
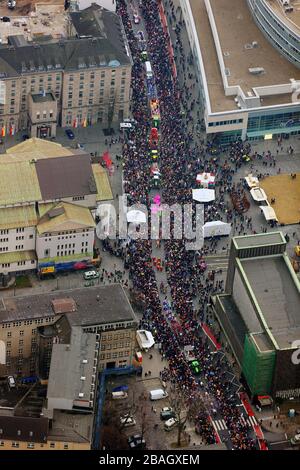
[
  {"x1": 245, "y1": 174, "x2": 259, "y2": 188},
  {"x1": 126, "y1": 210, "x2": 147, "y2": 224},
  {"x1": 192, "y1": 188, "x2": 215, "y2": 202},
  {"x1": 250, "y1": 187, "x2": 267, "y2": 202},
  {"x1": 136, "y1": 330, "x2": 155, "y2": 350},
  {"x1": 203, "y1": 221, "x2": 231, "y2": 238},
  {"x1": 196, "y1": 172, "x2": 215, "y2": 188},
  {"x1": 259, "y1": 205, "x2": 278, "y2": 221}
]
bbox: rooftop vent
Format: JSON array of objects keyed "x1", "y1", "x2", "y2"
[
  {"x1": 244, "y1": 43, "x2": 253, "y2": 50},
  {"x1": 248, "y1": 67, "x2": 265, "y2": 75},
  {"x1": 48, "y1": 207, "x2": 65, "y2": 218},
  {"x1": 225, "y1": 68, "x2": 231, "y2": 77},
  {"x1": 223, "y1": 51, "x2": 230, "y2": 57},
  {"x1": 51, "y1": 297, "x2": 77, "y2": 314}
]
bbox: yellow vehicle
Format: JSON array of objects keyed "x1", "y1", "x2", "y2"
[{"x1": 295, "y1": 246, "x2": 300, "y2": 257}]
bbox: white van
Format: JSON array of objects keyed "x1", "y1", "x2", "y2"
[
  {"x1": 145, "y1": 61, "x2": 153, "y2": 78},
  {"x1": 149, "y1": 389, "x2": 168, "y2": 401},
  {"x1": 120, "y1": 122, "x2": 133, "y2": 130},
  {"x1": 112, "y1": 391, "x2": 128, "y2": 400},
  {"x1": 83, "y1": 270, "x2": 99, "y2": 280},
  {"x1": 164, "y1": 417, "x2": 178, "y2": 432}
]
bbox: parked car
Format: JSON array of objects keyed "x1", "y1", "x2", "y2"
[
  {"x1": 120, "y1": 415, "x2": 136, "y2": 427},
  {"x1": 137, "y1": 30, "x2": 144, "y2": 42},
  {"x1": 22, "y1": 134, "x2": 29, "y2": 141},
  {"x1": 65, "y1": 128, "x2": 75, "y2": 139},
  {"x1": 164, "y1": 417, "x2": 178, "y2": 431},
  {"x1": 128, "y1": 434, "x2": 146, "y2": 449},
  {"x1": 1, "y1": 17, "x2": 11, "y2": 22},
  {"x1": 160, "y1": 407, "x2": 175, "y2": 421},
  {"x1": 83, "y1": 270, "x2": 99, "y2": 280}
]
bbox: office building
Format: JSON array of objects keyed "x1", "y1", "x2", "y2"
[
  {"x1": 180, "y1": 0, "x2": 300, "y2": 143},
  {"x1": 0, "y1": 4, "x2": 132, "y2": 136},
  {"x1": 0, "y1": 284, "x2": 138, "y2": 382},
  {"x1": 212, "y1": 232, "x2": 300, "y2": 399}
]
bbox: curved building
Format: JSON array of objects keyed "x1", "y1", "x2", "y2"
[{"x1": 248, "y1": 0, "x2": 300, "y2": 68}]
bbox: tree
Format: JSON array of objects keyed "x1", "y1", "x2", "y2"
[{"x1": 168, "y1": 384, "x2": 205, "y2": 447}]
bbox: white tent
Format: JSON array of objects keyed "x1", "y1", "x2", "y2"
[
  {"x1": 259, "y1": 205, "x2": 278, "y2": 221},
  {"x1": 136, "y1": 330, "x2": 155, "y2": 350},
  {"x1": 203, "y1": 221, "x2": 231, "y2": 238},
  {"x1": 250, "y1": 187, "x2": 267, "y2": 202},
  {"x1": 192, "y1": 188, "x2": 215, "y2": 202},
  {"x1": 245, "y1": 174, "x2": 259, "y2": 188},
  {"x1": 127, "y1": 210, "x2": 147, "y2": 223}
]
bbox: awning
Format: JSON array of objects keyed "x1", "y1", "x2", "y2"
[
  {"x1": 192, "y1": 188, "x2": 215, "y2": 202},
  {"x1": 259, "y1": 205, "x2": 278, "y2": 221},
  {"x1": 127, "y1": 210, "x2": 147, "y2": 223},
  {"x1": 250, "y1": 187, "x2": 267, "y2": 202}
]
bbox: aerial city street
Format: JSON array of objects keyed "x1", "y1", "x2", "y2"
[{"x1": 0, "y1": 0, "x2": 299, "y2": 456}]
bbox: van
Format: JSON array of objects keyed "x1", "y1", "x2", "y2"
[
  {"x1": 145, "y1": 61, "x2": 153, "y2": 79},
  {"x1": 164, "y1": 417, "x2": 178, "y2": 431},
  {"x1": 120, "y1": 122, "x2": 133, "y2": 130},
  {"x1": 8, "y1": 376, "x2": 16, "y2": 389},
  {"x1": 83, "y1": 270, "x2": 99, "y2": 280},
  {"x1": 112, "y1": 391, "x2": 128, "y2": 400},
  {"x1": 149, "y1": 389, "x2": 168, "y2": 401}
]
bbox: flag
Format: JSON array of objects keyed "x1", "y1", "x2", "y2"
[
  {"x1": 1, "y1": 126, "x2": 5, "y2": 137},
  {"x1": 82, "y1": 118, "x2": 87, "y2": 128},
  {"x1": 9, "y1": 124, "x2": 15, "y2": 136},
  {"x1": 73, "y1": 118, "x2": 78, "y2": 128}
]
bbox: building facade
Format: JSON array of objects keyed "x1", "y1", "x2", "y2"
[
  {"x1": 180, "y1": 0, "x2": 300, "y2": 143},
  {"x1": 0, "y1": 5, "x2": 132, "y2": 135},
  {"x1": 212, "y1": 232, "x2": 300, "y2": 399}
]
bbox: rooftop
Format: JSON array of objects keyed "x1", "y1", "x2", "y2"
[
  {"x1": 266, "y1": 0, "x2": 300, "y2": 36},
  {"x1": 233, "y1": 231, "x2": 286, "y2": 249},
  {"x1": 189, "y1": 0, "x2": 300, "y2": 113},
  {"x1": 48, "y1": 409, "x2": 92, "y2": 443},
  {"x1": 0, "y1": 205, "x2": 37, "y2": 230},
  {"x1": 0, "y1": 284, "x2": 137, "y2": 324},
  {"x1": 4, "y1": 137, "x2": 75, "y2": 162},
  {"x1": 31, "y1": 92, "x2": 56, "y2": 103},
  {"x1": 35, "y1": 154, "x2": 97, "y2": 200},
  {"x1": 0, "y1": 6, "x2": 130, "y2": 78},
  {"x1": 0, "y1": 161, "x2": 41, "y2": 206},
  {"x1": 240, "y1": 255, "x2": 300, "y2": 349},
  {"x1": 37, "y1": 202, "x2": 96, "y2": 234}
]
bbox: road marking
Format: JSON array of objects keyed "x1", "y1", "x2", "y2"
[{"x1": 213, "y1": 419, "x2": 227, "y2": 431}]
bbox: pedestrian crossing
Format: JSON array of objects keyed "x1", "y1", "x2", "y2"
[{"x1": 212, "y1": 415, "x2": 257, "y2": 433}]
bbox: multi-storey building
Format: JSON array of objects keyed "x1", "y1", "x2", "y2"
[
  {"x1": 0, "y1": 4, "x2": 132, "y2": 136},
  {"x1": 0, "y1": 138, "x2": 113, "y2": 275}
]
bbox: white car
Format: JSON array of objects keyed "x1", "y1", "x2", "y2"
[
  {"x1": 120, "y1": 415, "x2": 136, "y2": 427},
  {"x1": 133, "y1": 13, "x2": 140, "y2": 24}
]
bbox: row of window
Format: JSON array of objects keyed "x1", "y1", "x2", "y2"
[
  {"x1": 101, "y1": 342, "x2": 131, "y2": 351},
  {"x1": 2, "y1": 317, "x2": 52, "y2": 328},
  {"x1": 0, "y1": 442, "x2": 69, "y2": 449},
  {"x1": 208, "y1": 119, "x2": 243, "y2": 127},
  {"x1": 100, "y1": 351, "x2": 130, "y2": 360}
]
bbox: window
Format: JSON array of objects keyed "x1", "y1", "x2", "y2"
[
  {"x1": 7, "y1": 332, "x2": 11, "y2": 337},
  {"x1": 27, "y1": 443, "x2": 35, "y2": 449},
  {"x1": 12, "y1": 442, "x2": 19, "y2": 448},
  {"x1": 20, "y1": 331, "x2": 24, "y2": 336},
  {"x1": 50, "y1": 442, "x2": 55, "y2": 448},
  {"x1": 64, "y1": 444, "x2": 69, "y2": 450}
]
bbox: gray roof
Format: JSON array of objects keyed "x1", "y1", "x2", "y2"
[
  {"x1": 0, "y1": 33, "x2": 130, "y2": 78},
  {"x1": 35, "y1": 154, "x2": 97, "y2": 200},
  {"x1": 70, "y1": 5, "x2": 128, "y2": 63},
  {"x1": 0, "y1": 284, "x2": 137, "y2": 324},
  {"x1": 0, "y1": 416, "x2": 48, "y2": 443},
  {"x1": 240, "y1": 256, "x2": 300, "y2": 349},
  {"x1": 233, "y1": 232, "x2": 286, "y2": 249}
]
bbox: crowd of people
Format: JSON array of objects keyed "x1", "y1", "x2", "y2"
[{"x1": 115, "y1": 0, "x2": 258, "y2": 449}]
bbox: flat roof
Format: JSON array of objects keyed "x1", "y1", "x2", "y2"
[
  {"x1": 266, "y1": 0, "x2": 300, "y2": 36},
  {"x1": 241, "y1": 256, "x2": 300, "y2": 349},
  {"x1": 31, "y1": 92, "x2": 55, "y2": 103},
  {"x1": 189, "y1": 0, "x2": 300, "y2": 113},
  {"x1": 48, "y1": 409, "x2": 92, "y2": 444},
  {"x1": 233, "y1": 231, "x2": 286, "y2": 249},
  {"x1": 0, "y1": 284, "x2": 137, "y2": 324}
]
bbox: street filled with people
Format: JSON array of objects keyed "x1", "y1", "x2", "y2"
[{"x1": 113, "y1": 0, "x2": 263, "y2": 449}]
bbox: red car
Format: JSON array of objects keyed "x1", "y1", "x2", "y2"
[{"x1": 149, "y1": 127, "x2": 159, "y2": 147}]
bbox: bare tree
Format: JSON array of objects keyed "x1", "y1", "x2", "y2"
[{"x1": 168, "y1": 384, "x2": 205, "y2": 447}]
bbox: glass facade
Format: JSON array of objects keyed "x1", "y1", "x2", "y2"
[{"x1": 247, "y1": 106, "x2": 300, "y2": 138}]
